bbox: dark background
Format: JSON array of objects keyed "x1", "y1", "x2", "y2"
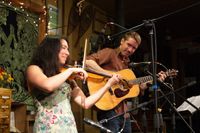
[{"x1": 88, "y1": 0, "x2": 200, "y2": 132}]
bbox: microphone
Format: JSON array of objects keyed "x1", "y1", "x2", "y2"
[
  {"x1": 129, "y1": 61, "x2": 164, "y2": 68},
  {"x1": 187, "y1": 80, "x2": 196, "y2": 87},
  {"x1": 83, "y1": 118, "x2": 113, "y2": 133},
  {"x1": 105, "y1": 22, "x2": 127, "y2": 41},
  {"x1": 107, "y1": 22, "x2": 127, "y2": 30},
  {"x1": 99, "y1": 22, "x2": 127, "y2": 43},
  {"x1": 100, "y1": 22, "x2": 114, "y2": 35},
  {"x1": 97, "y1": 22, "x2": 111, "y2": 45},
  {"x1": 129, "y1": 62, "x2": 152, "y2": 68}
]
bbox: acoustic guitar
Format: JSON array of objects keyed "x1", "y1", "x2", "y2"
[{"x1": 87, "y1": 68, "x2": 178, "y2": 110}]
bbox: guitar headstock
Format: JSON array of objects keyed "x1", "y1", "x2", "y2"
[{"x1": 166, "y1": 69, "x2": 178, "y2": 77}]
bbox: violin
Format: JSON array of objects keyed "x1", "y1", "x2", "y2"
[
  {"x1": 60, "y1": 65, "x2": 111, "y2": 81},
  {"x1": 60, "y1": 65, "x2": 84, "y2": 80}
]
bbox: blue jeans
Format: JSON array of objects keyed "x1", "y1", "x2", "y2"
[{"x1": 97, "y1": 110, "x2": 132, "y2": 133}]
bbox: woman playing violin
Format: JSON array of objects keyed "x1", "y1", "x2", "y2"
[{"x1": 26, "y1": 35, "x2": 120, "y2": 133}]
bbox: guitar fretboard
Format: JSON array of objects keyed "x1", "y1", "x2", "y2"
[{"x1": 130, "y1": 75, "x2": 153, "y2": 85}]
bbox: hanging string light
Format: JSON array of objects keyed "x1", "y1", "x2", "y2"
[{"x1": 0, "y1": 0, "x2": 47, "y2": 28}]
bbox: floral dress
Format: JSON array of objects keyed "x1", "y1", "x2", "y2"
[{"x1": 33, "y1": 82, "x2": 78, "y2": 133}]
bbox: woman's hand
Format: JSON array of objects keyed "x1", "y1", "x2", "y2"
[
  {"x1": 68, "y1": 68, "x2": 88, "y2": 81},
  {"x1": 106, "y1": 74, "x2": 120, "y2": 87}
]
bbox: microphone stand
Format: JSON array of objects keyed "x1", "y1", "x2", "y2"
[
  {"x1": 169, "y1": 75, "x2": 176, "y2": 133},
  {"x1": 158, "y1": 89, "x2": 195, "y2": 133},
  {"x1": 146, "y1": 70, "x2": 200, "y2": 112},
  {"x1": 108, "y1": 23, "x2": 144, "y2": 41},
  {"x1": 107, "y1": 19, "x2": 165, "y2": 132},
  {"x1": 144, "y1": 19, "x2": 161, "y2": 133},
  {"x1": 147, "y1": 60, "x2": 176, "y2": 133},
  {"x1": 99, "y1": 81, "x2": 197, "y2": 133},
  {"x1": 146, "y1": 70, "x2": 200, "y2": 133}
]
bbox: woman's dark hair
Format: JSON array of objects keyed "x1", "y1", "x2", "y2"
[{"x1": 30, "y1": 35, "x2": 68, "y2": 77}]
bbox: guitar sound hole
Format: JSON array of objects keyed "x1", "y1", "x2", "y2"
[{"x1": 114, "y1": 88, "x2": 129, "y2": 98}]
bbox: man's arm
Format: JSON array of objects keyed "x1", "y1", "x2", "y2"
[{"x1": 85, "y1": 60, "x2": 108, "y2": 74}]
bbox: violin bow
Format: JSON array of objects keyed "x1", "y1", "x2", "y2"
[
  {"x1": 82, "y1": 38, "x2": 88, "y2": 69},
  {"x1": 81, "y1": 38, "x2": 88, "y2": 84}
]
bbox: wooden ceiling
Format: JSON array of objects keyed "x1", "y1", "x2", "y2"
[{"x1": 88, "y1": 0, "x2": 200, "y2": 42}]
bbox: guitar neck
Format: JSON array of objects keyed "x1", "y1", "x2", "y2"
[{"x1": 130, "y1": 75, "x2": 153, "y2": 85}]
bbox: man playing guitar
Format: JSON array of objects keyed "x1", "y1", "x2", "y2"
[{"x1": 86, "y1": 31, "x2": 167, "y2": 133}]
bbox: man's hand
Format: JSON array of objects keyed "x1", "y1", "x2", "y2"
[{"x1": 157, "y1": 71, "x2": 167, "y2": 81}]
